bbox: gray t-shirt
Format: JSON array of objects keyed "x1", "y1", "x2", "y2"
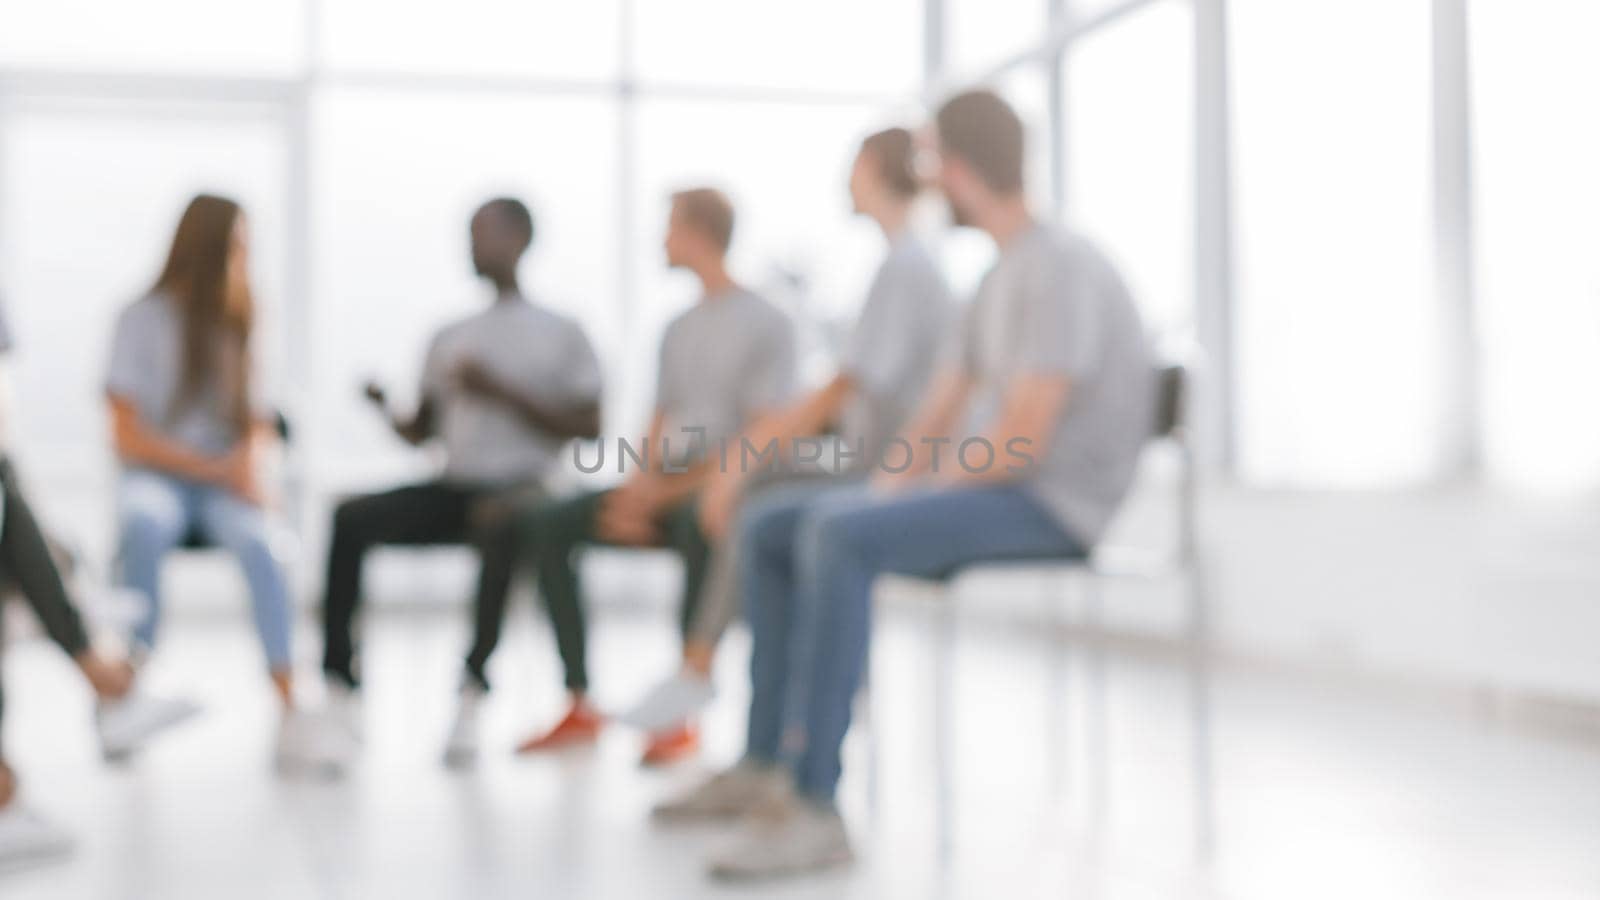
[
  {"x1": 655, "y1": 287, "x2": 795, "y2": 467},
  {"x1": 838, "y1": 234, "x2": 952, "y2": 467},
  {"x1": 106, "y1": 292, "x2": 266, "y2": 456},
  {"x1": 956, "y1": 225, "x2": 1154, "y2": 545},
  {"x1": 422, "y1": 294, "x2": 602, "y2": 485}
]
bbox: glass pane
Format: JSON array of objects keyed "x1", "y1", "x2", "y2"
[
  {"x1": 0, "y1": 104, "x2": 288, "y2": 524},
  {"x1": 1231, "y1": 0, "x2": 1434, "y2": 487},
  {"x1": 0, "y1": 0, "x2": 307, "y2": 74},
  {"x1": 1472, "y1": 1, "x2": 1600, "y2": 492},
  {"x1": 1065, "y1": 0, "x2": 1192, "y2": 337},
  {"x1": 632, "y1": 0, "x2": 920, "y2": 94},
  {"x1": 626, "y1": 99, "x2": 893, "y2": 433},
  {"x1": 996, "y1": 65, "x2": 1057, "y2": 216},
  {"x1": 947, "y1": 0, "x2": 1048, "y2": 79},
  {"x1": 319, "y1": 0, "x2": 619, "y2": 80},
  {"x1": 312, "y1": 89, "x2": 619, "y2": 491}
]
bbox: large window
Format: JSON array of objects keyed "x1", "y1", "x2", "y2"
[
  {"x1": 1065, "y1": 0, "x2": 1193, "y2": 339},
  {"x1": 2, "y1": 0, "x2": 1587, "y2": 502},
  {"x1": 0, "y1": 0, "x2": 308, "y2": 74},
  {"x1": 1471, "y1": 0, "x2": 1600, "y2": 494},
  {"x1": 0, "y1": 102, "x2": 289, "y2": 485},
  {"x1": 319, "y1": 0, "x2": 620, "y2": 79},
  {"x1": 1230, "y1": 0, "x2": 1435, "y2": 487},
  {"x1": 0, "y1": 0, "x2": 921, "y2": 510}
]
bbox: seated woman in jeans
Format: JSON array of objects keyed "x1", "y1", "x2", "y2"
[{"x1": 105, "y1": 194, "x2": 343, "y2": 774}]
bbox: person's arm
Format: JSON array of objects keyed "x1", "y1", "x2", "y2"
[
  {"x1": 108, "y1": 395, "x2": 224, "y2": 484},
  {"x1": 696, "y1": 375, "x2": 857, "y2": 538},
  {"x1": 939, "y1": 372, "x2": 1071, "y2": 486},
  {"x1": 363, "y1": 381, "x2": 435, "y2": 446},
  {"x1": 872, "y1": 369, "x2": 972, "y2": 491},
  {"x1": 453, "y1": 359, "x2": 600, "y2": 440}
]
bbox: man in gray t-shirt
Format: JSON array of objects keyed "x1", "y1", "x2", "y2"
[
  {"x1": 697, "y1": 91, "x2": 1158, "y2": 879},
  {"x1": 319, "y1": 198, "x2": 605, "y2": 709},
  {"x1": 956, "y1": 224, "x2": 1153, "y2": 544},
  {"x1": 509, "y1": 187, "x2": 795, "y2": 763}
]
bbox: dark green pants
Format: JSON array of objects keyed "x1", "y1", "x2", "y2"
[{"x1": 520, "y1": 488, "x2": 711, "y2": 692}]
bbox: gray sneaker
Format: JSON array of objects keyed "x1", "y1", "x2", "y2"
[
  {"x1": 652, "y1": 762, "x2": 791, "y2": 824},
  {"x1": 442, "y1": 684, "x2": 484, "y2": 769},
  {"x1": 96, "y1": 692, "x2": 201, "y2": 761},
  {"x1": 706, "y1": 799, "x2": 855, "y2": 880},
  {"x1": 0, "y1": 804, "x2": 75, "y2": 868}
]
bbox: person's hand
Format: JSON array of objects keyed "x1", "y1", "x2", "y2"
[
  {"x1": 76, "y1": 651, "x2": 134, "y2": 700},
  {"x1": 697, "y1": 472, "x2": 744, "y2": 541},
  {"x1": 362, "y1": 380, "x2": 388, "y2": 409},
  {"x1": 871, "y1": 466, "x2": 922, "y2": 496},
  {"x1": 453, "y1": 358, "x2": 504, "y2": 402},
  {"x1": 596, "y1": 476, "x2": 664, "y2": 545},
  {"x1": 0, "y1": 760, "x2": 16, "y2": 809},
  {"x1": 218, "y1": 442, "x2": 264, "y2": 506}
]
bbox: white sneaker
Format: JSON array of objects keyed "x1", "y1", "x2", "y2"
[
  {"x1": 0, "y1": 804, "x2": 75, "y2": 868},
  {"x1": 618, "y1": 671, "x2": 716, "y2": 732},
  {"x1": 275, "y1": 710, "x2": 354, "y2": 778},
  {"x1": 442, "y1": 684, "x2": 484, "y2": 769},
  {"x1": 707, "y1": 799, "x2": 855, "y2": 881},
  {"x1": 326, "y1": 681, "x2": 363, "y2": 743},
  {"x1": 96, "y1": 693, "x2": 201, "y2": 760},
  {"x1": 652, "y1": 761, "x2": 793, "y2": 824}
]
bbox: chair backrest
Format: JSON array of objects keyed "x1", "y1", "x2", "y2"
[{"x1": 1154, "y1": 363, "x2": 1188, "y2": 441}]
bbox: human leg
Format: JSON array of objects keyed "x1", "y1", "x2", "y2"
[
  {"x1": 115, "y1": 470, "x2": 194, "y2": 655},
  {"x1": 320, "y1": 482, "x2": 476, "y2": 687},
  {"x1": 791, "y1": 485, "x2": 1084, "y2": 803}
]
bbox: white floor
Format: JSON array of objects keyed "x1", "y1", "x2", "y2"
[{"x1": 2, "y1": 583, "x2": 1598, "y2": 899}]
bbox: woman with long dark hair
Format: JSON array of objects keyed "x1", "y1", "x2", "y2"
[{"x1": 106, "y1": 194, "x2": 343, "y2": 773}]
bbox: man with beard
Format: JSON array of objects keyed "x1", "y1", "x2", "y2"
[{"x1": 659, "y1": 90, "x2": 1156, "y2": 880}]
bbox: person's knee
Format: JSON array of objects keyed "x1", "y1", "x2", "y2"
[
  {"x1": 119, "y1": 498, "x2": 184, "y2": 552},
  {"x1": 331, "y1": 495, "x2": 378, "y2": 542},
  {"x1": 805, "y1": 505, "x2": 876, "y2": 569},
  {"x1": 743, "y1": 502, "x2": 799, "y2": 564},
  {"x1": 206, "y1": 502, "x2": 278, "y2": 561}
]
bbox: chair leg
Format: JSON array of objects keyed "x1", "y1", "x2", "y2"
[
  {"x1": 1084, "y1": 573, "x2": 1110, "y2": 834},
  {"x1": 1046, "y1": 572, "x2": 1070, "y2": 802},
  {"x1": 1185, "y1": 555, "x2": 1217, "y2": 863},
  {"x1": 931, "y1": 584, "x2": 956, "y2": 863},
  {"x1": 860, "y1": 667, "x2": 879, "y2": 823}
]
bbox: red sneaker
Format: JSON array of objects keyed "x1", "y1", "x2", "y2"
[
  {"x1": 515, "y1": 702, "x2": 603, "y2": 754},
  {"x1": 640, "y1": 722, "x2": 700, "y2": 767}
]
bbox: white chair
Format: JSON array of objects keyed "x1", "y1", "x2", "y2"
[{"x1": 865, "y1": 362, "x2": 1214, "y2": 861}]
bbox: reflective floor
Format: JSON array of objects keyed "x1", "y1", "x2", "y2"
[{"x1": 1, "y1": 578, "x2": 1598, "y2": 899}]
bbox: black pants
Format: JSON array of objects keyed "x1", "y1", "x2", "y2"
[
  {"x1": 0, "y1": 457, "x2": 92, "y2": 738},
  {"x1": 516, "y1": 489, "x2": 711, "y2": 693},
  {"x1": 320, "y1": 480, "x2": 536, "y2": 690}
]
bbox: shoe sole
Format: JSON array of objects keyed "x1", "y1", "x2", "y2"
[
  {"x1": 100, "y1": 704, "x2": 202, "y2": 759},
  {"x1": 708, "y1": 850, "x2": 855, "y2": 882},
  {"x1": 514, "y1": 734, "x2": 600, "y2": 755},
  {"x1": 0, "y1": 839, "x2": 76, "y2": 873}
]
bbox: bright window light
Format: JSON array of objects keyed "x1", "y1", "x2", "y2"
[
  {"x1": 1472, "y1": 0, "x2": 1600, "y2": 494},
  {"x1": 1231, "y1": 0, "x2": 1435, "y2": 488}
]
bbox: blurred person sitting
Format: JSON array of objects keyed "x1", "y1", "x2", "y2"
[
  {"x1": 508, "y1": 187, "x2": 795, "y2": 766},
  {"x1": 107, "y1": 194, "x2": 342, "y2": 774},
  {"x1": 622, "y1": 127, "x2": 952, "y2": 735},
  {"x1": 673, "y1": 90, "x2": 1155, "y2": 879},
  {"x1": 316, "y1": 198, "x2": 603, "y2": 767},
  {"x1": 0, "y1": 295, "x2": 192, "y2": 866}
]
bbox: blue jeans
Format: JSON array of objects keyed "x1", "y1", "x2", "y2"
[
  {"x1": 117, "y1": 469, "x2": 294, "y2": 670},
  {"x1": 740, "y1": 482, "x2": 1086, "y2": 803}
]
